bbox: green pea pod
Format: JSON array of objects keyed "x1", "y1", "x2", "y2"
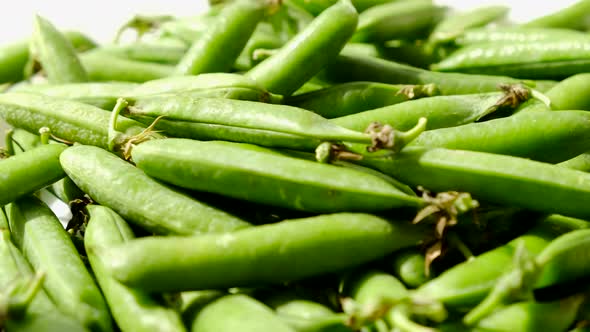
[
  {"x1": 347, "y1": 270, "x2": 409, "y2": 307},
  {"x1": 181, "y1": 290, "x2": 226, "y2": 326},
  {"x1": 50, "y1": 177, "x2": 86, "y2": 204},
  {"x1": 352, "y1": 1, "x2": 444, "y2": 43},
  {"x1": 30, "y1": 15, "x2": 88, "y2": 83},
  {"x1": 428, "y1": 5, "x2": 509, "y2": 46},
  {"x1": 408, "y1": 110, "x2": 590, "y2": 163},
  {"x1": 411, "y1": 215, "x2": 586, "y2": 308},
  {"x1": 5, "y1": 196, "x2": 112, "y2": 332},
  {"x1": 545, "y1": 73, "x2": 590, "y2": 110},
  {"x1": 0, "y1": 208, "x2": 7, "y2": 230},
  {"x1": 0, "y1": 144, "x2": 66, "y2": 205},
  {"x1": 322, "y1": 53, "x2": 525, "y2": 95},
  {"x1": 92, "y1": 42, "x2": 187, "y2": 65},
  {"x1": 102, "y1": 213, "x2": 426, "y2": 292},
  {"x1": 432, "y1": 40, "x2": 590, "y2": 80},
  {"x1": 455, "y1": 27, "x2": 590, "y2": 47},
  {"x1": 80, "y1": 52, "x2": 173, "y2": 82},
  {"x1": 473, "y1": 296, "x2": 583, "y2": 332},
  {"x1": 387, "y1": 249, "x2": 430, "y2": 288},
  {"x1": 191, "y1": 295, "x2": 296, "y2": 332},
  {"x1": 522, "y1": 0, "x2": 590, "y2": 30},
  {"x1": 286, "y1": 0, "x2": 336, "y2": 16},
  {"x1": 246, "y1": 0, "x2": 358, "y2": 96},
  {"x1": 131, "y1": 139, "x2": 424, "y2": 213},
  {"x1": 361, "y1": 147, "x2": 590, "y2": 219},
  {"x1": 286, "y1": 82, "x2": 437, "y2": 118},
  {"x1": 60, "y1": 145, "x2": 250, "y2": 235},
  {"x1": 331, "y1": 91, "x2": 525, "y2": 132},
  {"x1": 377, "y1": 40, "x2": 442, "y2": 69},
  {"x1": 234, "y1": 23, "x2": 285, "y2": 71},
  {"x1": 9, "y1": 129, "x2": 42, "y2": 154},
  {"x1": 0, "y1": 92, "x2": 149, "y2": 151},
  {"x1": 558, "y1": 152, "x2": 590, "y2": 172},
  {"x1": 84, "y1": 205, "x2": 187, "y2": 332}
]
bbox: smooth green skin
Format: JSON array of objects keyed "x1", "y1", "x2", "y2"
[
  {"x1": 473, "y1": 296, "x2": 583, "y2": 332},
  {"x1": 352, "y1": 1, "x2": 443, "y2": 43},
  {"x1": 131, "y1": 139, "x2": 423, "y2": 213},
  {"x1": 432, "y1": 40, "x2": 590, "y2": 80},
  {"x1": 5, "y1": 196, "x2": 112, "y2": 332},
  {"x1": 103, "y1": 213, "x2": 426, "y2": 292},
  {"x1": 84, "y1": 205, "x2": 187, "y2": 332},
  {"x1": 409, "y1": 110, "x2": 590, "y2": 164},
  {"x1": 0, "y1": 144, "x2": 66, "y2": 205},
  {"x1": 80, "y1": 52, "x2": 173, "y2": 83},
  {"x1": 10, "y1": 129, "x2": 42, "y2": 154},
  {"x1": 272, "y1": 300, "x2": 334, "y2": 320},
  {"x1": 246, "y1": 0, "x2": 358, "y2": 96},
  {"x1": 331, "y1": 92, "x2": 507, "y2": 132},
  {"x1": 93, "y1": 42, "x2": 187, "y2": 65},
  {"x1": 389, "y1": 249, "x2": 430, "y2": 288},
  {"x1": 428, "y1": 5, "x2": 509, "y2": 45},
  {"x1": 522, "y1": 0, "x2": 590, "y2": 30},
  {"x1": 234, "y1": 23, "x2": 285, "y2": 71},
  {"x1": 181, "y1": 290, "x2": 226, "y2": 326},
  {"x1": 411, "y1": 218, "x2": 582, "y2": 308},
  {"x1": 377, "y1": 40, "x2": 441, "y2": 69},
  {"x1": 0, "y1": 208, "x2": 7, "y2": 230},
  {"x1": 546, "y1": 73, "x2": 590, "y2": 110},
  {"x1": 363, "y1": 147, "x2": 590, "y2": 219},
  {"x1": 558, "y1": 152, "x2": 590, "y2": 172},
  {"x1": 456, "y1": 27, "x2": 590, "y2": 47},
  {"x1": 60, "y1": 145, "x2": 250, "y2": 235},
  {"x1": 30, "y1": 15, "x2": 88, "y2": 83},
  {"x1": 13, "y1": 82, "x2": 139, "y2": 110},
  {"x1": 0, "y1": 92, "x2": 147, "y2": 150},
  {"x1": 176, "y1": 0, "x2": 269, "y2": 75},
  {"x1": 191, "y1": 295, "x2": 296, "y2": 332},
  {"x1": 50, "y1": 177, "x2": 85, "y2": 203},
  {"x1": 322, "y1": 53, "x2": 524, "y2": 95},
  {"x1": 286, "y1": 0, "x2": 336, "y2": 16},
  {"x1": 286, "y1": 82, "x2": 435, "y2": 118},
  {"x1": 130, "y1": 95, "x2": 370, "y2": 144},
  {"x1": 348, "y1": 270, "x2": 408, "y2": 306}
]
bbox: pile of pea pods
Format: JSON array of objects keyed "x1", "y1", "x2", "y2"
[{"x1": 4, "y1": 0, "x2": 590, "y2": 331}]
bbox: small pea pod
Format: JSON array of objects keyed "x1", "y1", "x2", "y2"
[
  {"x1": 0, "y1": 144, "x2": 66, "y2": 205},
  {"x1": 29, "y1": 15, "x2": 88, "y2": 83},
  {"x1": 80, "y1": 51, "x2": 173, "y2": 82},
  {"x1": 84, "y1": 205, "x2": 187, "y2": 332},
  {"x1": 5, "y1": 196, "x2": 112, "y2": 332},
  {"x1": 387, "y1": 249, "x2": 431, "y2": 288},
  {"x1": 191, "y1": 295, "x2": 296, "y2": 332},
  {"x1": 103, "y1": 213, "x2": 427, "y2": 292},
  {"x1": 246, "y1": 0, "x2": 358, "y2": 96},
  {"x1": 60, "y1": 145, "x2": 249, "y2": 235},
  {"x1": 522, "y1": 0, "x2": 590, "y2": 30},
  {"x1": 92, "y1": 42, "x2": 187, "y2": 65},
  {"x1": 286, "y1": 82, "x2": 437, "y2": 118},
  {"x1": 455, "y1": 27, "x2": 590, "y2": 47},
  {"x1": 545, "y1": 73, "x2": 590, "y2": 111},
  {"x1": 131, "y1": 139, "x2": 424, "y2": 213},
  {"x1": 352, "y1": 1, "x2": 444, "y2": 43}
]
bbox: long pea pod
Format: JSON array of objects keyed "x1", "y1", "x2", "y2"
[
  {"x1": 84, "y1": 205, "x2": 187, "y2": 332},
  {"x1": 455, "y1": 27, "x2": 590, "y2": 47},
  {"x1": 522, "y1": 0, "x2": 590, "y2": 30},
  {"x1": 408, "y1": 110, "x2": 590, "y2": 163},
  {"x1": 60, "y1": 145, "x2": 250, "y2": 235},
  {"x1": 246, "y1": 0, "x2": 358, "y2": 96},
  {"x1": 5, "y1": 196, "x2": 112, "y2": 332},
  {"x1": 80, "y1": 52, "x2": 173, "y2": 82},
  {"x1": 0, "y1": 144, "x2": 66, "y2": 205},
  {"x1": 545, "y1": 73, "x2": 590, "y2": 111},
  {"x1": 285, "y1": 82, "x2": 438, "y2": 118},
  {"x1": 29, "y1": 15, "x2": 88, "y2": 83},
  {"x1": 102, "y1": 213, "x2": 427, "y2": 292}
]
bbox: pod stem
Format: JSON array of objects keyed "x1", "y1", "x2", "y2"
[
  {"x1": 463, "y1": 241, "x2": 540, "y2": 326},
  {"x1": 396, "y1": 84, "x2": 439, "y2": 100},
  {"x1": 108, "y1": 98, "x2": 129, "y2": 152},
  {"x1": 387, "y1": 306, "x2": 437, "y2": 332},
  {"x1": 365, "y1": 117, "x2": 427, "y2": 153},
  {"x1": 114, "y1": 14, "x2": 174, "y2": 42},
  {"x1": 485, "y1": 83, "x2": 532, "y2": 116},
  {"x1": 0, "y1": 272, "x2": 46, "y2": 321}
]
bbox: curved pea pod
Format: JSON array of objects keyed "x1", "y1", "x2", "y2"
[
  {"x1": 361, "y1": 147, "x2": 590, "y2": 219},
  {"x1": 285, "y1": 82, "x2": 437, "y2": 118},
  {"x1": 428, "y1": 5, "x2": 509, "y2": 46},
  {"x1": 558, "y1": 152, "x2": 590, "y2": 172},
  {"x1": 545, "y1": 73, "x2": 590, "y2": 110},
  {"x1": 408, "y1": 111, "x2": 590, "y2": 164},
  {"x1": 0, "y1": 144, "x2": 66, "y2": 205},
  {"x1": 60, "y1": 145, "x2": 250, "y2": 235},
  {"x1": 176, "y1": 0, "x2": 277, "y2": 75},
  {"x1": 102, "y1": 213, "x2": 427, "y2": 292},
  {"x1": 473, "y1": 296, "x2": 583, "y2": 332},
  {"x1": 522, "y1": 0, "x2": 590, "y2": 30},
  {"x1": 331, "y1": 91, "x2": 525, "y2": 132},
  {"x1": 13, "y1": 82, "x2": 139, "y2": 110},
  {"x1": 0, "y1": 92, "x2": 149, "y2": 151},
  {"x1": 387, "y1": 249, "x2": 430, "y2": 288},
  {"x1": 84, "y1": 205, "x2": 187, "y2": 332},
  {"x1": 5, "y1": 196, "x2": 112, "y2": 332},
  {"x1": 455, "y1": 27, "x2": 590, "y2": 47},
  {"x1": 246, "y1": 0, "x2": 358, "y2": 96},
  {"x1": 91, "y1": 42, "x2": 187, "y2": 65},
  {"x1": 410, "y1": 217, "x2": 583, "y2": 308},
  {"x1": 80, "y1": 52, "x2": 173, "y2": 82},
  {"x1": 191, "y1": 295, "x2": 296, "y2": 332},
  {"x1": 352, "y1": 1, "x2": 444, "y2": 43},
  {"x1": 30, "y1": 15, "x2": 88, "y2": 83},
  {"x1": 131, "y1": 139, "x2": 424, "y2": 212},
  {"x1": 322, "y1": 53, "x2": 525, "y2": 95},
  {"x1": 432, "y1": 40, "x2": 590, "y2": 80}
]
